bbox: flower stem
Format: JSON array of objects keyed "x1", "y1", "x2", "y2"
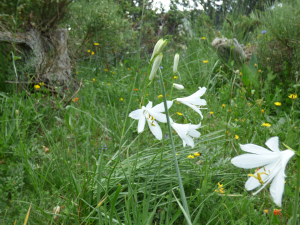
[
  {"x1": 292, "y1": 144, "x2": 300, "y2": 225},
  {"x1": 158, "y1": 69, "x2": 191, "y2": 221}
]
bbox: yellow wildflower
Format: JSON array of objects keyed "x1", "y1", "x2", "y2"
[
  {"x1": 91, "y1": 51, "x2": 95, "y2": 55},
  {"x1": 201, "y1": 37, "x2": 206, "y2": 40},
  {"x1": 222, "y1": 104, "x2": 226, "y2": 108},
  {"x1": 174, "y1": 76, "x2": 178, "y2": 79},
  {"x1": 120, "y1": 98, "x2": 123, "y2": 101},
  {"x1": 274, "y1": 102, "x2": 281, "y2": 106},
  {"x1": 288, "y1": 94, "x2": 297, "y2": 99},
  {"x1": 39, "y1": 82, "x2": 44, "y2": 86},
  {"x1": 261, "y1": 123, "x2": 271, "y2": 127},
  {"x1": 93, "y1": 78, "x2": 95, "y2": 83},
  {"x1": 203, "y1": 60, "x2": 208, "y2": 64},
  {"x1": 210, "y1": 112, "x2": 214, "y2": 115},
  {"x1": 94, "y1": 43, "x2": 99, "y2": 45},
  {"x1": 188, "y1": 155, "x2": 194, "y2": 159},
  {"x1": 215, "y1": 182, "x2": 225, "y2": 193},
  {"x1": 34, "y1": 85, "x2": 40, "y2": 89},
  {"x1": 104, "y1": 69, "x2": 108, "y2": 72},
  {"x1": 262, "y1": 109, "x2": 265, "y2": 113},
  {"x1": 87, "y1": 49, "x2": 91, "y2": 53},
  {"x1": 235, "y1": 135, "x2": 239, "y2": 140},
  {"x1": 176, "y1": 112, "x2": 183, "y2": 116},
  {"x1": 158, "y1": 95, "x2": 163, "y2": 98},
  {"x1": 264, "y1": 209, "x2": 269, "y2": 214},
  {"x1": 194, "y1": 152, "x2": 200, "y2": 157}
]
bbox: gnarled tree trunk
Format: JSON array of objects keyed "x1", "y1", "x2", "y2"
[{"x1": 0, "y1": 27, "x2": 78, "y2": 90}]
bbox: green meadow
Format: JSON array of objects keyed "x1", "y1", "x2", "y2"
[{"x1": 0, "y1": 0, "x2": 299, "y2": 224}]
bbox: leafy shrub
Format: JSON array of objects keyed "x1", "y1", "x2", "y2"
[{"x1": 255, "y1": 1, "x2": 300, "y2": 77}]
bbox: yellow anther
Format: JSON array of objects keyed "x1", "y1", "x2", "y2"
[{"x1": 248, "y1": 172, "x2": 268, "y2": 185}]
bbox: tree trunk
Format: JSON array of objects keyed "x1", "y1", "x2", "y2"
[{"x1": 0, "y1": 28, "x2": 78, "y2": 90}]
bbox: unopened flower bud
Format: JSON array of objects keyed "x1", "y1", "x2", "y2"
[
  {"x1": 149, "y1": 53, "x2": 163, "y2": 82},
  {"x1": 15, "y1": 110, "x2": 19, "y2": 115},
  {"x1": 173, "y1": 83, "x2": 184, "y2": 90},
  {"x1": 150, "y1": 39, "x2": 167, "y2": 61},
  {"x1": 173, "y1": 53, "x2": 180, "y2": 73}
]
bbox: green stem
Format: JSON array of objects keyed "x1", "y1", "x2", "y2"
[
  {"x1": 292, "y1": 145, "x2": 300, "y2": 225},
  {"x1": 158, "y1": 69, "x2": 191, "y2": 221},
  {"x1": 169, "y1": 73, "x2": 175, "y2": 100}
]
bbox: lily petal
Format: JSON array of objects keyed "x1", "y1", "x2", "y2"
[
  {"x1": 180, "y1": 102, "x2": 203, "y2": 119},
  {"x1": 171, "y1": 121, "x2": 189, "y2": 138},
  {"x1": 197, "y1": 87, "x2": 207, "y2": 96},
  {"x1": 182, "y1": 135, "x2": 194, "y2": 148},
  {"x1": 137, "y1": 115, "x2": 146, "y2": 133},
  {"x1": 147, "y1": 119, "x2": 162, "y2": 140},
  {"x1": 147, "y1": 111, "x2": 167, "y2": 123},
  {"x1": 281, "y1": 150, "x2": 295, "y2": 173},
  {"x1": 188, "y1": 129, "x2": 200, "y2": 138},
  {"x1": 265, "y1": 137, "x2": 281, "y2": 153},
  {"x1": 177, "y1": 97, "x2": 207, "y2": 106},
  {"x1": 129, "y1": 108, "x2": 143, "y2": 120},
  {"x1": 269, "y1": 169, "x2": 285, "y2": 207},
  {"x1": 151, "y1": 101, "x2": 173, "y2": 112},
  {"x1": 146, "y1": 101, "x2": 153, "y2": 109},
  {"x1": 240, "y1": 144, "x2": 275, "y2": 155},
  {"x1": 231, "y1": 154, "x2": 280, "y2": 169}
]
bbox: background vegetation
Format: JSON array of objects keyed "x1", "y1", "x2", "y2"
[{"x1": 0, "y1": 0, "x2": 299, "y2": 224}]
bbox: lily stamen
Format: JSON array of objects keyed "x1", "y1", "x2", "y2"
[{"x1": 248, "y1": 172, "x2": 268, "y2": 185}]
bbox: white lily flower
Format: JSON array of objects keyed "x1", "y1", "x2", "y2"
[
  {"x1": 173, "y1": 53, "x2": 180, "y2": 73},
  {"x1": 129, "y1": 101, "x2": 173, "y2": 140},
  {"x1": 150, "y1": 39, "x2": 168, "y2": 61},
  {"x1": 173, "y1": 83, "x2": 184, "y2": 90},
  {"x1": 149, "y1": 53, "x2": 163, "y2": 82},
  {"x1": 170, "y1": 118, "x2": 201, "y2": 148},
  {"x1": 176, "y1": 87, "x2": 207, "y2": 119},
  {"x1": 231, "y1": 137, "x2": 295, "y2": 207}
]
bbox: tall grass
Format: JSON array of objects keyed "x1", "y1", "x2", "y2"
[{"x1": 1, "y1": 1, "x2": 299, "y2": 224}]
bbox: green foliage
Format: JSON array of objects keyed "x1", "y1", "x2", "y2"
[
  {"x1": 1, "y1": 1, "x2": 300, "y2": 224},
  {"x1": 255, "y1": 0, "x2": 300, "y2": 85},
  {"x1": 67, "y1": 0, "x2": 135, "y2": 60},
  {"x1": 221, "y1": 13, "x2": 261, "y2": 42},
  {"x1": 0, "y1": 0, "x2": 72, "y2": 32},
  {"x1": 241, "y1": 53, "x2": 259, "y2": 89}
]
